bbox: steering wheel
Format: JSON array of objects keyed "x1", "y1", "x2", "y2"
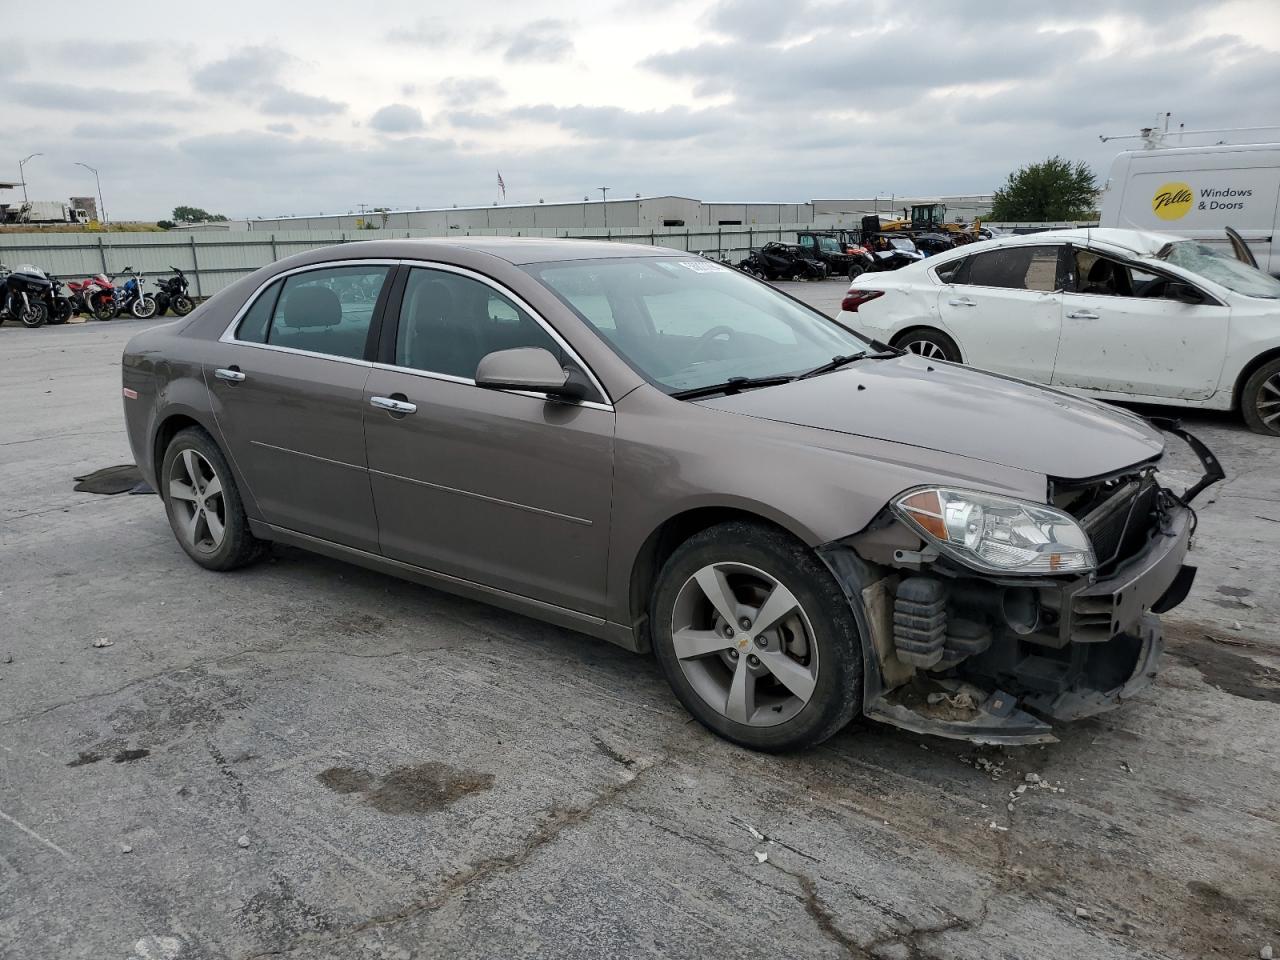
[{"x1": 687, "y1": 325, "x2": 737, "y2": 364}]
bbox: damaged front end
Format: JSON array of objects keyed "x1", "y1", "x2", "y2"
[{"x1": 820, "y1": 425, "x2": 1223, "y2": 745}]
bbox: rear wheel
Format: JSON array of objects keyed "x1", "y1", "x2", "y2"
[
  {"x1": 847, "y1": 265, "x2": 865, "y2": 281},
  {"x1": 172, "y1": 295, "x2": 195, "y2": 316},
  {"x1": 1241, "y1": 357, "x2": 1280, "y2": 436},
  {"x1": 94, "y1": 299, "x2": 117, "y2": 321},
  {"x1": 161, "y1": 427, "x2": 266, "y2": 571},
  {"x1": 651, "y1": 521, "x2": 864, "y2": 752},
  {"x1": 892, "y1": 327, "x2": 961, "y2": 362}
]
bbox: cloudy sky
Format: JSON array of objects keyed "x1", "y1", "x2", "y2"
[{"x1": 3, "y1": 0, "x2": 1278, "y2": 220}]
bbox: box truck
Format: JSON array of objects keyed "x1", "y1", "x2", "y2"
[{"x1": 1098, "y1": 142, "x2": 1280, "y2": 275}]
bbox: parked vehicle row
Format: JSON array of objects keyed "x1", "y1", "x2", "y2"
[{"x1": 0, "y1": 264, "x2": 195, "y2": 328}]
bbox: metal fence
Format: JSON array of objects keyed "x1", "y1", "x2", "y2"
[{"x1": 0, "y1": 225, "x2": 807, "y2": 299}]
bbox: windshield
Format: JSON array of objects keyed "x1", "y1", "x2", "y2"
[
  {"x1": 528, "y1": 257, "x2": 871, "y2": 393},
  {"x1": 817, "y1": 237, "x2": 841, "y2": 253},
  {"x1": 1158, "y1": 241, "x2": 1280, "y2": 299}
]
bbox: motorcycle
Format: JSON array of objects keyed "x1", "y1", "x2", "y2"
[
  {"x1": 0, "y1": 263, "x2": 54, "y2": 327},
  {"x1": 36, "y1": 274, "x2": 75, "y2": 325},
  {"x1": 66, "y1": 273, "x2": 118, "y2": 320},
  {"x1": 114, "y1": 267, "x2": 158, "y2": 319},
  {"x1": 152, "y1": 266, "x2": 195, "y2": 317}
]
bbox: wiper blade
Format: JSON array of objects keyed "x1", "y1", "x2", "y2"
[
  {"x1": 669, "y1": 375, "x2": 795, "y2": 401},
  {"x1": 797, "y1": 353, "x2": 866, "y2": 379}
]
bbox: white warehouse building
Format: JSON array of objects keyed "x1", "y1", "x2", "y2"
[{"x1": 232, "y1": 194, "x2": 993, "y2": 234}]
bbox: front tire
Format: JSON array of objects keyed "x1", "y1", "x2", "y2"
[
  {"x1": 20, "y1": 301, "x2": 48, "y2": 328},
  {"x1": 161, "y1": 427, "x2": 266, "y2": 571},
  {"x1": 1241, "y1": 357, "x2": 1280, "y2": 436},
  {"x1": 892, "y1": 327, "x2": 961, "y2": 363},
  {"x1": 132, "y1": 295, "x2": 158, "y2": 319},
  {"x1": 651, "y1": 521, "x2": 864, "y2": 752}
]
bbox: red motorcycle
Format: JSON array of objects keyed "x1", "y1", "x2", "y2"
[{"x1": 65, "y1": 273, "x2": 118, "y2": 321}]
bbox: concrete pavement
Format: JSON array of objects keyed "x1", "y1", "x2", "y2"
[{"x1": 2, "y1": 296, "x2": 1278, "y2": 960}]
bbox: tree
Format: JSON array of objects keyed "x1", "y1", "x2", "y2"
[
  {"x1": 172, "y1": 205, "x2": 228, "y2": 223},
  {"x1": 988, "y1": 157, "x2": 1098, "y2": 222}
]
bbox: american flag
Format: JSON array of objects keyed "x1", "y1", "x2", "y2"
[{"x1": 496, "y1": 170, "x2": 506, "y2": 200}]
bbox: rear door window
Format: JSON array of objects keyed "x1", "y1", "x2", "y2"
[
  {"x1": 235, "y1": 280, "x2": 281, "y2": 343},
  {"x1": 964, "y1": 246, "x2": 1061, "y2": 291},
  {"x1": 265, "y1": 266, "x2": 390, "y2": 359}
]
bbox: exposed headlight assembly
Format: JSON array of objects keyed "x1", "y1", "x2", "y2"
[{"x1": 893, "y1": 487, "x2": 1095, "y2": 575}]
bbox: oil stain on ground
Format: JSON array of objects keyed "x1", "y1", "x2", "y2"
[
  {"x1": 317, "y1": 761, "x2": 494, "y2": 814},
  {"x1": 66, "y1": 747, "x2": 151, "y2": 767},
  {"x1": 1166, "y1": 626, "x2": 1280, "y2": 704}
]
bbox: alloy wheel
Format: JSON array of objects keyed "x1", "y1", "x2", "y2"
[
  {"x1": 903, "y1": 339, "x2": 948, "y2": 360},
  {"x1": 168, "y1": 449, "x2": 226, "y2": 553},
  {"x1": 670, "y1": 562, "x2": 819, "y2": 727},
  {"x1": 1257, "y1": 373, "x2": 1280, "y2": 432}
]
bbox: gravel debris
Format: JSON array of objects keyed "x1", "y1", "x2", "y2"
[
  {"x1": 91, "y1": 638, "x2": 114, "y2": 648},
  {"x1": 236, "y1": 835, "x2": 250, "y2": 848}
]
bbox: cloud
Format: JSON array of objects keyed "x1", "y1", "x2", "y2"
[
  {"x1": 260, "y1": 87, "x2": 346, "y2": 116},
  {"x1": 483, "y1": 18, "x2": 573, "y2": 63},
  {"x1": 511, "y1": 104, "x2": 730, "y2": 141},
  {"x1": 385, "y1": 17, "x2": 452, "y2": 47},
  {"x1": 437, "y1": 76, "x2": 505, "y2": 106},
  {"x1": 72, "y1": 121, "x2": 180, "y2": 139},
  {"x1": 445, "y1": 110, "x2": 508, "y2": 130},
  {"x1": 265, "y1": 122, "x2": 297, "y2": 134},
  {"x1": 369, "y1": 103, "x2": 425, "y2": 133},
  {"x1": 192, "y1": 45, "x2": 285, "y2": 94},
  {"x1": 10, "y1": 82, "x2": 196, "y2": 111}
]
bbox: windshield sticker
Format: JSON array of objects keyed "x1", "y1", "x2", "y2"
[{"x1": 676, "y1": 259, "x2": 730, "y2": 273}]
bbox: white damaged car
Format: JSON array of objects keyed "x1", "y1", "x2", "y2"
[{"x1": 836, "y1": 228, "x2": 1280, "y2": 434}]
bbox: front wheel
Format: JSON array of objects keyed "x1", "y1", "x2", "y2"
[
  {"x1": 651, "y1": 521, "x2": 864, "y2": 752},
  {"x1": 1241, "y1": 357, "x2": 1280, "y2": 436},
  {"x1": 892, "y1": 327, "x2": 961, "y2": 363},
  {"x1": 20, "y1": 301, "x2": 48, "y2": 328},
  {"x1": 132, "y1": 295, "x2": 158, "y2": 319},
  {"x1": 161, "y1": 427, "x2": 266, "y2": 570}
]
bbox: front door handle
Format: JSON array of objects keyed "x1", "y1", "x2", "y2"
[
  {"x1": 948, "y1": 297, "x2": 976, "y2": 307},
  {"x1": 214, "y1": 367, "x2": 246, "y2": 382},
  {"x1": 370, "y1": 395, "x2": 417, "y2": 415},
  {"x1": 1066, "y1": 310, "x2": 1100, "y2": 320}
]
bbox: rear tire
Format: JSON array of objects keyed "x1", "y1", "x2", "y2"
[
  {"x1": 651, "y1": 521, "x2": 864, "y2": 753},
  {"x1": 161, "y1": 427, "x2": 266, "y2": 571},
  {"x1": 94, "y1": 300, "x2": 117, "y2": 321},
  {"x1": 1241, "y1": 357, "x2": 1280, "y2": 436},
  {"x1": 847, "y1": 265, "x2": 865, "y2": 281},
  {"x1": 172, "y1": 295, "x2": 195, "y2": 316},
  {"x1": 892, "y1": 327, "x2": 961, "y2": 363}
]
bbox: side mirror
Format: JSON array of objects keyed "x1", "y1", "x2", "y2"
[
  {"x1": 1167, "y1": 281, "x2": 1205, "y2": 305},
  {"x1": 475, "y1": 347, "x2": 587, "y2": 402}
]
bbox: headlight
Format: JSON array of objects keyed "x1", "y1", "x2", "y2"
[{"x1": 893, "y1": 487, "x2": 1095, "y2": 575}]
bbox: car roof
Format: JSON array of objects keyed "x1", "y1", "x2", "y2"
[
  {"x1": 296, "y1": 236, "x2": 682, "y2": 266},
  {"x1": 965, "y1": 227, "x2": 1183, "y2": 258}
]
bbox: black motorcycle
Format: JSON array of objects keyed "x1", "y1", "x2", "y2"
[
  {"x1": 0, "y1": 263, "x2": 54, "y2": 327},
  {"x1": 153, "y1": 266, "x2": 196, "y2": 317},
  {"x1": 37, "y1": 274, "x2": 75, "y2": 325}
]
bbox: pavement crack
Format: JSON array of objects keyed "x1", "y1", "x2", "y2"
[
  {"x1": 768, "y1": 864, "x2": 873, "y2": 959},
  {"x1": 237, "y1": 759, "x2": 660, "y2": 960}
]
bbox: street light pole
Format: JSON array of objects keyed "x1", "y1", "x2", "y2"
[
  {"x1": 74, "y1": 162, "x2": 106, "y2": 224},
  {"x1": 19, "y1": 153, "x2": 42, "y2": 204},
  {"x1": 598, "y1": 186, "x2": 611, "y2": 228}
]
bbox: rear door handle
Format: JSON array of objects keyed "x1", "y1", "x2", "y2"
[
  {"x1": 370, "y1": 396, "x2": 417, "y2": 415},
  {"x1": 214, "y1": 367, "x2": 246, "y2": 382},
  {"x1": 1066, "y1": 310, "x2": 1100, "y2": 320},
  {"x1": 948, "y1": 297, "x2": 976, "y2": 307}
]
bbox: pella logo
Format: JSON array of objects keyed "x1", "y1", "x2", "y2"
[{"x1": 1152, "y1": 182, "x2": 1193, "y2": 220}]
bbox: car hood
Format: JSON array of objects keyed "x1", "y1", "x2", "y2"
[{"x1": 696, "y1": 355, "x2": 1165, "y2": 479}]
